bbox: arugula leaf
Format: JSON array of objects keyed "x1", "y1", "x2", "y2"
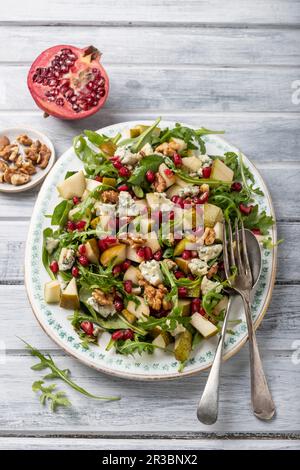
[
  {"x1": 23, "y1": 339, "x2": 120, "y2": 401},
  {"x1": 84, "y1": 130, "x2": 108, "y2": 146},
  {"x1": 51, "y1": 200, "x2": 73, "y2": 227},
  {"x1": 262, "y1": 237, "x2": 283, "y2": 249},
  {"x1": 130, "y1": 117, "x2": 161, "y2": 153},
  {"x1": 115, "y1": 339, "x2": 160, "y2": 356},
  {"x1": 73, "y1": 135, "x2": 118, "y2": 177},
  {"x1": 42, "y1": 228, "x2": 56, "y2": 280},
  {"x1": 32, "y1": 380, "x2": 71, "y2": 412},
  {"x1": 128, "y1": 155, "x2": 164, "y2": 187},
  {"x1": 242, "y1": 205, "x2": 274, "y2": 235}
]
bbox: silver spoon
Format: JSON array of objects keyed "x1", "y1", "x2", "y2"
[{"x1": 197, "y1": 228, "x2": 261, "y2": 424}]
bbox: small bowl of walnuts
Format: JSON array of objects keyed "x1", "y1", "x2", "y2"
[{"x1": 0, "y1": 127, "x2": 55, "y2": 193}]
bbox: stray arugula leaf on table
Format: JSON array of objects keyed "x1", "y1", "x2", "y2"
[
  {"x1": 22, "y1": 339, "x2": 120, "y2": 410},
  {"x1": 32, "y1": 380, "x2": 71, "y2": 412}
]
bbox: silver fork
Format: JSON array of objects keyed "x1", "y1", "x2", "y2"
[{"x1": 222, "y1": 219, "x2": 275, "y2": 420}]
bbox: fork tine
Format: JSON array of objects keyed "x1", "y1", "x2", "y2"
[
  {"x1": 222, "y1": 221, "x2": 231, "y2": 280},
  {"x1": 241, "y1": 220, "x2": 251, "y2": 276},
  {"x1": 235, "y1": 218, "x2": 244, "y2": 275},
  {"x1": 228, "y1": 220, "x2": 236, "y2": 268}
]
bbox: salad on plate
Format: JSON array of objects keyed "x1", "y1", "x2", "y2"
[{"x1": 42, "y1": 118, "x2": 274, "y2": 370}]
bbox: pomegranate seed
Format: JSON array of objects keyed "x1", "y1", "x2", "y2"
[
  {"x1": 171, "y1": 195, "x2": 184, "y2": 208},
  {"x1": 164, "y1": 168, "x2": 174, "y2": 178},
  {"x1": 123, "y1": 329, "x2": 134, "y2": 340},
  {"x1": 106, "y1": 236, "x2": 117, "y2": 245},
  {"x1": 218, "y1": 261, "x2": 224, "y2": 271},
  {"x1": 199, "y1": 307, "x2": 206, "y2": 317},
  {"x1": 182, "y1": 250, "x2": 191, "y2": 260},
  {"x1": 66, "y1": 220, "x2": 76, "y2": 231},
  {"x1": 153, "y1": 249, "x2": 163, "y2": 261},
  {"x1": 191, "y1": 298, "x2": 201, "y2": 313},
  {"x1": 118, "y1": 184, "x2": 129, "y2": 191},
  {"x1": 136, "y1": 247, "x2": 145, "y2": 259},
  {"x1": 178, "y1": 287, "x2": 188, "y2": 298},
  {"x1": 124, "y1": 280, "x2": 133, "y2": 293},
  {"x1": 81, "y1": 321, "x2": 94, "y2": 336},
  {"x1": 78, "y1": 244, "x2": 86, "y2": 255},
  {"x1": 50, "y1": 260, "x2": 59, "y2": 274},
  {"x1": 190, "y1": 250, "x2": 198, "y2": 258},
  {"x1": 231, "y1": 181, "x2": 242, "y2": 192},
  {"x1": 72, "y1": 196, "x2": 80, "y2": 204},
  {"x1": 144, "y1": 246, "x2": 153, "y2": 261},
  {"x1": 192, "y1": 196, "x2": 202, "y2": 205},
  {"x1": 98, "y1": 239, "x2": 108, "y2": 252},
  {"x1": 252, "y1": 228, "x2": 262, "y2": 235},
  {"x1": 122, "y1": 259, "x2": 131, "y2": 271},
  {"x1": 153, "y1": 210, "x2": 163, "y2": 224},
  {"x1": 94, "y1": 175, "x2": 102, "y2": 182},
  {"x1": 146, "y1": 170, "x2": 155, "y2": 183},
  {"x1": 202, "y1": 166, "x2": 212, "y2": 178},
  {"x1": 198, "y1": 192, "x2": 209, "y2": 204},
  {"x1": 114, "y1": 298, "x2": 124, "y2": 312},
  {"x1": 72, "y1": 266, "x2": 79, "y2": 277},
  {"x1": 56, "y1": 97, "x2": 64, "y2": 106},
  {"x1": 112, "y1": 330, "x2": 125, "y2": 341},
  {"x1": 239, "y1": 203, "x2": 253, "y2": 215},
  {"x1": 173, "y1": 153, "x2": 182, "y2": 167},
  {"x1": 169, "y1": 210, "x2": 175, "y2": 220},
  {"x1": 113, "y1": 265, "x2": 122, "y2": 276},
  {"x1": 175, "y1": 270, "x2": 185, "y2": 279},
  {"x1": 113, "y1": 160, "x2": 122, "y2": 169},
  {"x1": 119, "y1": 166, "x2": 130, "y2": 178},
  {"x1": 76, "y1": 220, "x2": 86, "y2": 231},
  {"x1": 78, "y1": 255, "x2": 89, "y2": 266}
]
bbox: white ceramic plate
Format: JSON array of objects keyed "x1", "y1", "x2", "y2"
[
  {"x1": 25, "y1": 120, "x2": 277, "y2": 380},
  {"x1": 0, "y1": 127, "x2": 55, "y2": 193}
]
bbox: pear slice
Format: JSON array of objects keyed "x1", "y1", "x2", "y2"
[
  {"x1": 178, "y1": 299, "x2": 191, "y2": 316},
  {"x1": 213, "y1": 221, "x2": 224, "y2": 242},
  {"x1": 85, "y1": 178, "x2": 102, "y2": 192},
  {"x1": 174, "y1": 238, "x2": 189, "y2": 256},
  {"x1": 127, "y1": 296, "x2": 150, "y2": 319},
  {"x1": 213, "y1": 296, "x2": 229, "y2": 316},
  {"x1": 204, "y1": 203, "x2": 223, "y2": 228},
  {"x1": 175, "y1": 257, "x2": 190, "y2": 274},
  {"x1": 174, "y1": 330, "x2": 192, "y2": 362},
  {"x1": 44, "y1": 280, "x2": 61, "y2": 304},
  {"x1": 123, "y1": 266, "x2": 140, "y2": 284},
  {"x1": 85, "y1": 238, "x2": 100, "y2": 264},
  {"x1": 210, "y1": 159, "x2": 234, "y2": 182},
  {"x1": 182, "y1": 156, "x2": 202, "y2": 172},
  {"x1": 57, "y1": 170, "x2": 86, "y2": 199},
  {"x1": 159, "y1": 163, "x2": 176, "y2": 188},
  {"x1": 100, "y1": 244, "x2": 126, "y2": 267},
  {"x1": 190, "y1": 313, "x2": 218, "y2": 339},
  {"x1": 102, "y1": 177, "x2": 117, "y2": 187},
  {"x1": 121, "y1": 308, "x2": 136, "y2": 324},
  {"x1": 145, "y1": 231, "x2": 161, "y2": 253},
  {"x1": 126, "y1": 245, "x2": 144, "y2": 263},
  {"x1": 60, "y1": 277, "x2": 80, "y2": 310},
  {"x1": 152, "y1": 332, "x2": 171, "y2": 349},
  {"x1": 166, "y1": 184, "x2": 182, "y2": 199}
]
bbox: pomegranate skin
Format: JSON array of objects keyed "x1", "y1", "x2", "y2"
[{"x1": 27, "y1": 45, "x2": 109, "y2": 120}]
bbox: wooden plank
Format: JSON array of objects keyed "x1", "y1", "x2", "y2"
[
  {"x1": 1, "y1": 65, "x2": 299, "y2": 113},
  {"x1": 0, "y1": 437, "x2": 299, "y2": 450},
  {"x1": 0, "y1": 351, "x2": 298, "y2": 433},
  {"x1": 0, "y1": 221, "x2": 297, "y2": 283},
  {"x1": 1, "y1": 284, "x2": 298, "y2": 351},
  {"x1": 1, "y1": 26, "x2": 300, "y2": 66},
  {"x1": 0, "y1": 112, "x2": 299, "y2": 164},
  {"x1": 0, "y1": 165, "x2": 298, "y2": 220},
  {"x1": 0, "y1": 0, "x2": 299, "y2": 25}
]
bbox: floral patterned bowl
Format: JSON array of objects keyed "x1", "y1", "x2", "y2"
[{"x1": 25, "y1": 120, "x2": 277, "y2": 380}]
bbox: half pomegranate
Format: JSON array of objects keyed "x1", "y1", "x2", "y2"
[{"x1": 27, "y1": 45, "x2": 109, "y2": 120}]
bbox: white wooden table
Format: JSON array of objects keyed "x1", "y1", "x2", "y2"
[{"x1": 0, "y1": 0, "x2": 299, "y2": 451}]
